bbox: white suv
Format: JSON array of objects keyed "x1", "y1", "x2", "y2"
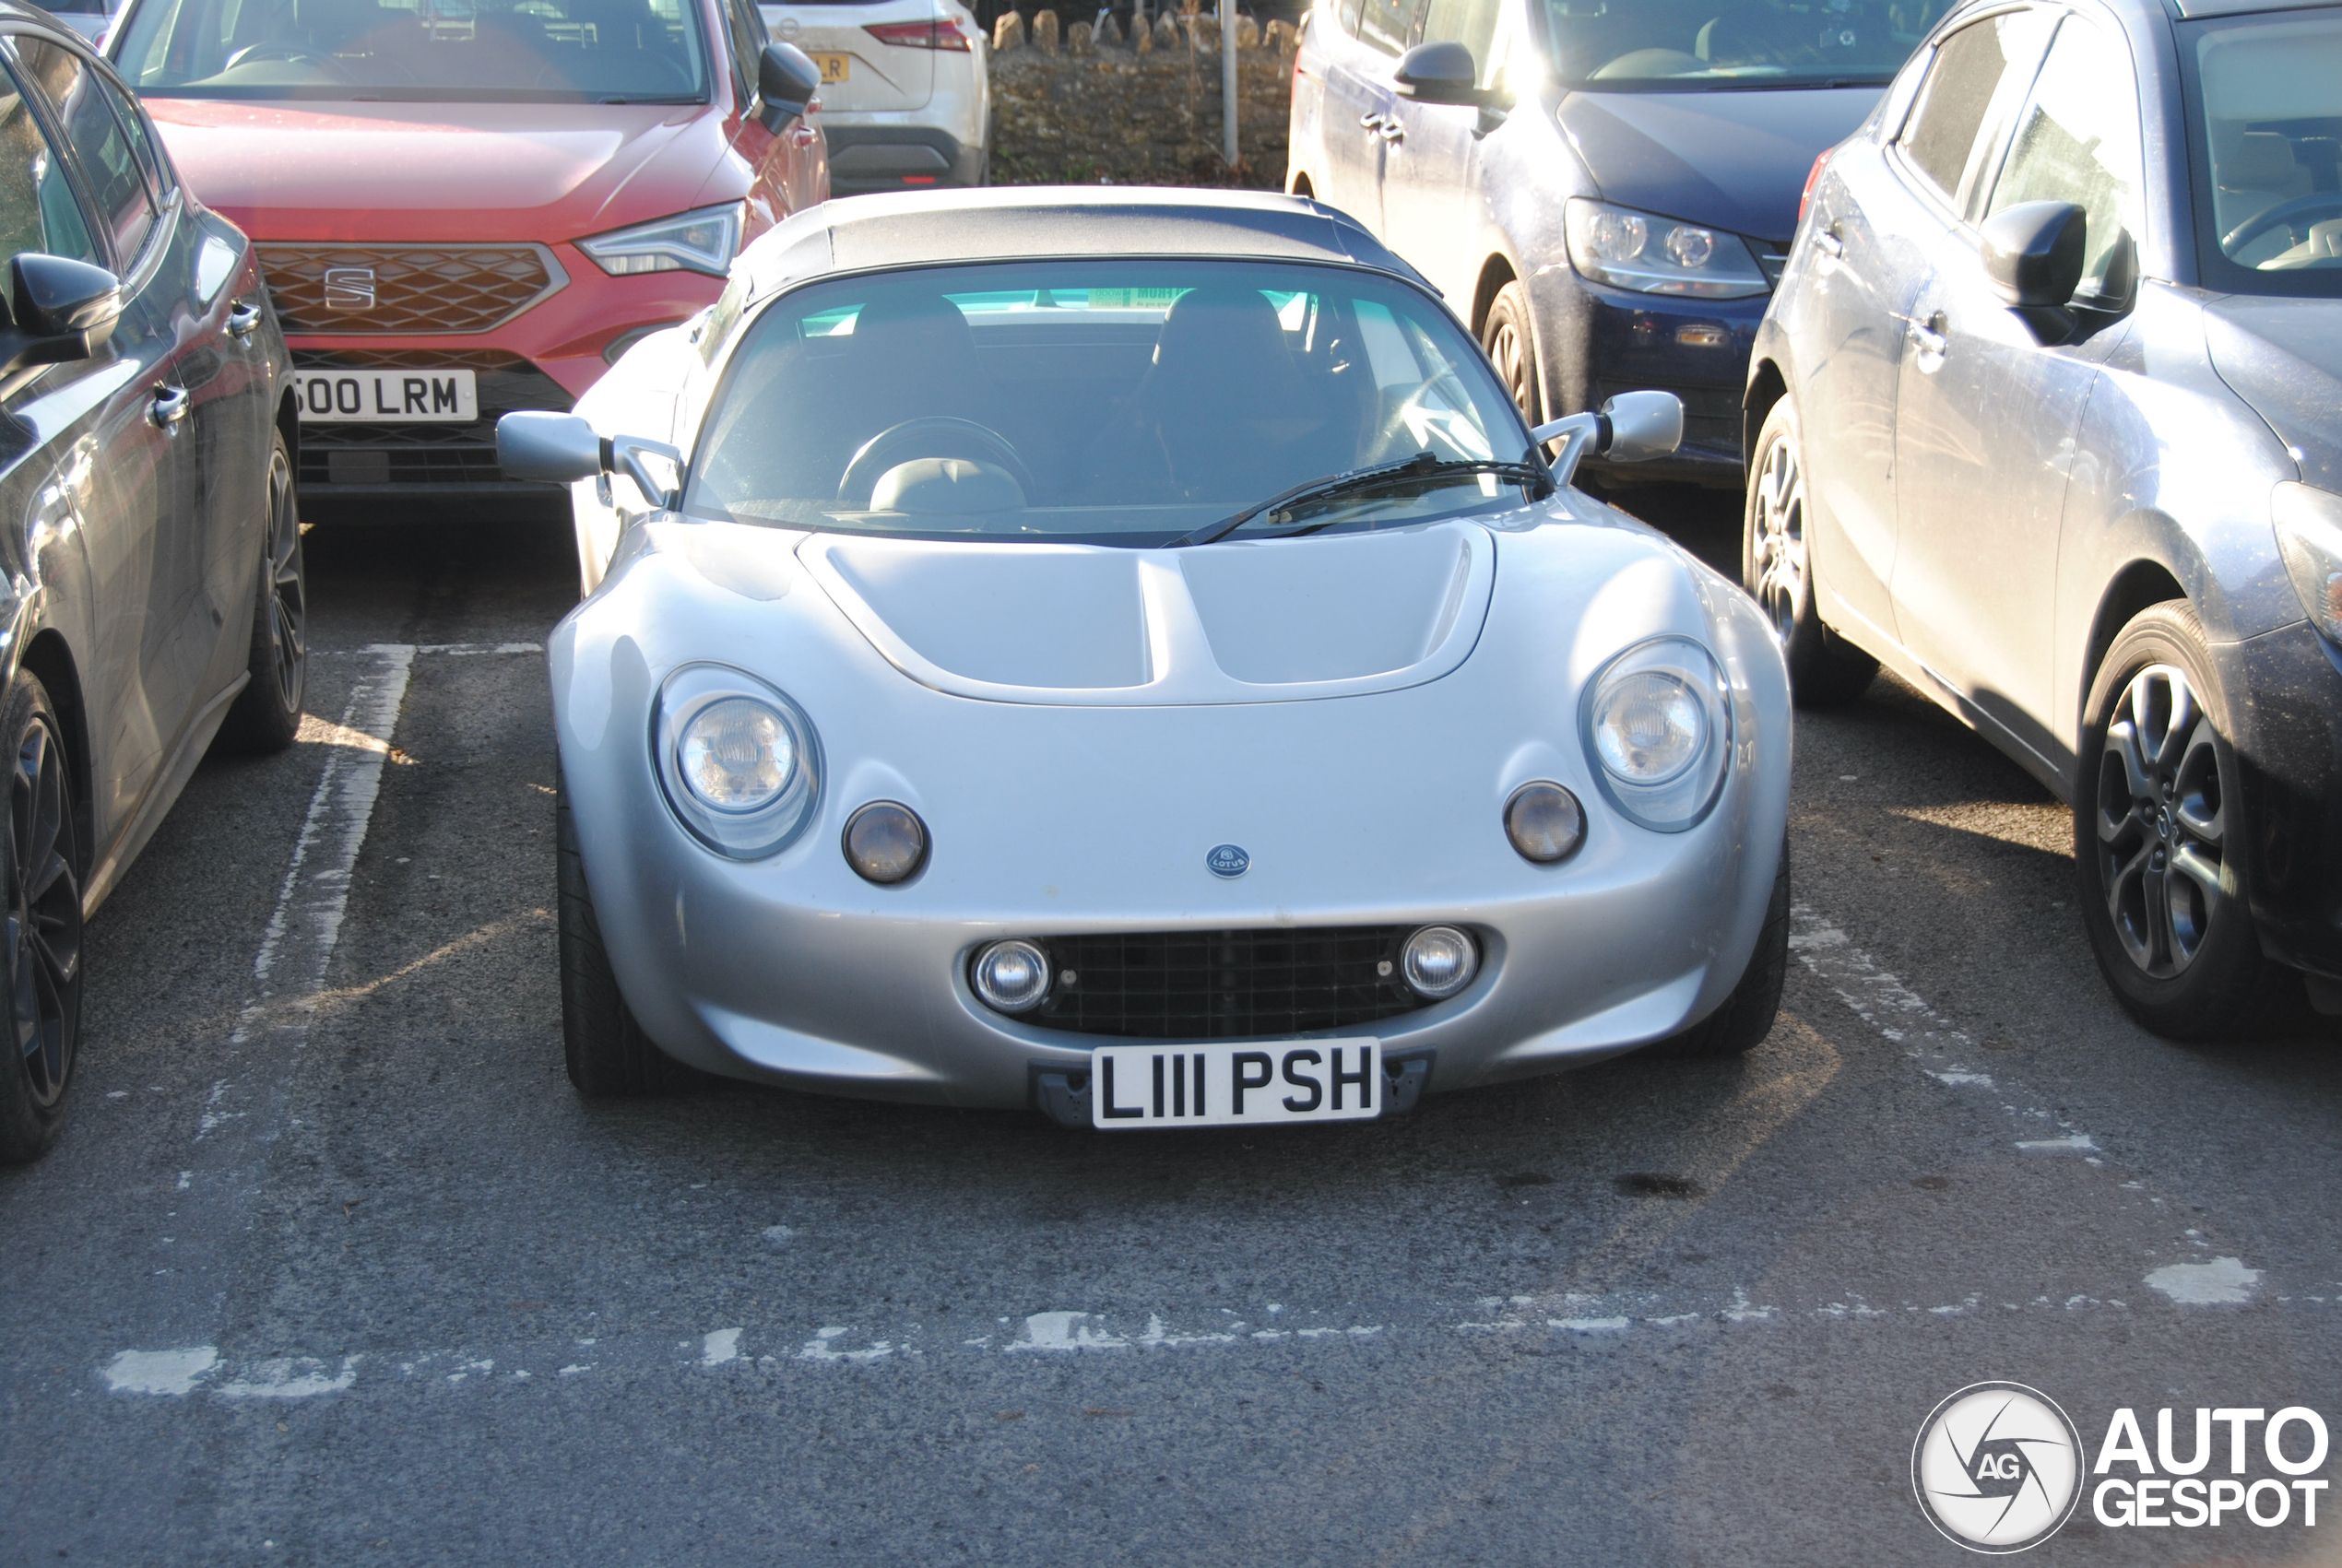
[{"x1": 761, "y1": 0, "x2": 988, "y2": 191}]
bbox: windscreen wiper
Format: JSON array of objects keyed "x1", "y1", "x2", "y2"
[{"x1": 1163, "y1": 452, "x2": 1551, "y2": 548}]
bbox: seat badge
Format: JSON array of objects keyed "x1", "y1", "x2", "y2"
[
  {"x1": 1205, "y1": 844, "x2": 1249, "y2": 878},
  {"x1": 323, "y1": 267, "x2": 376, "y2": 311}
]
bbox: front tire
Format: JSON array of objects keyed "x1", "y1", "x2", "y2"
[
  {"x1": 556, "y1": 780, "x2": 669, "y2": 1096},
  {"x1": 0, "y1": 672, "x2": 84, "y2": 1164},
  {"x1": 1653, "y1": 837, "x2": 1790, "y2": 1058},
  {"x1": 1744, "y1": 398, "x2": 1876, "y2": 706},
  {"x1": 2075, "y1": 600, "x2": 2277, "y2": 1041},
  {"x1": 1482, "y1": 281, "x2": 1543, "y2": 429},
  {"x1": 217, "y1": 430, "x2": 306, "y2": 754}
]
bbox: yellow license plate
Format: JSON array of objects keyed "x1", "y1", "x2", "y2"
[{"x1": 810, "y1": 52, "x2": 849, "y2": 82}]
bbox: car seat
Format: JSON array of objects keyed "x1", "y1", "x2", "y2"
[
  {"x1": 1076, "y1": 287, "x2": 1339, "y2": 504},
  {"x1": 699, "y1": 294, "x2": 1005, "y2": 511}
]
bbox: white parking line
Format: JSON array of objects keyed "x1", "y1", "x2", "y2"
[
  {"x1": 1789, "y1": 904, "x2": 2103, "y2": 1155},
  {"x1": 1787, "y1": 903, "x2": 2266, "y2": 1303},
  {"x1": 96, "y1": 1271, "x2": 2305, "y2": 1400}
]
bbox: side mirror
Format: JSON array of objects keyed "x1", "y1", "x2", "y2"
[
  {"x1": 497, "y1": 411, "x2": 602, "y2": 484},
  {"x1": 496, "y1": 411, "x2": 686, "y2": 509},
  {"x1": 0, "y1": 253, "x2": 122, "y2": 383},
  {"x1": 1599, "y1": 390, "x2": 1683, "y2": 464},
  {"x1": 1393, "y1": 40, "x2": 1484, "y2": 106},
  {"x1": 758, "y1": 41, "x2": 821, "y2": 131},
  {"x1": 1981, "y1": 200, "x2": 2088, "y2": 309},
  {"x1": 1530, "y1": 390, "x2": 1683, "y2": 485}
]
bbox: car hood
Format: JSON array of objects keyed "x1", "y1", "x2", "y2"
[
  {"x1": 144, "y1": 99, "x2": 731, "y2": 242},
  {"x1": 1555, "y1": 87, "x2": 1879, "y2": 244},
  {"x1": 2204, "y1": 295, "x2": 2342, "y2": 492},
  {"x1": 795, "y1": 521, "x2": 1496, "y2": 705}
]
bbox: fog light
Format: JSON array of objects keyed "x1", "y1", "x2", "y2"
[
  {"x1": 843, "y1": 800, "x2": 928, "y2": 884},
  {"x1": 973, "y1": 939, "x2": 1050, "y2": 1013},
  {"x1": 1505, "y1": 782, "x2": 1586, "y2": 864},
  {"x1": 1401, "y1": 925, "x2": 1478, "y2": 999}
]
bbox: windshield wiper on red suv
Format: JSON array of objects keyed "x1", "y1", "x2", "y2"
[{"x1": 1162, "y1": 452, "x2": 1552, "y2": 548}]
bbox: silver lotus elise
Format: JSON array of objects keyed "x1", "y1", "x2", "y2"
[{"x1": 500, "y1": 187, "x2": 1793, "y2": 1130}]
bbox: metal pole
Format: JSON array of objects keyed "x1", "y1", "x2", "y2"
[{"x1": 1220, "y1": 0, "x2": 1238, "y2": 168}]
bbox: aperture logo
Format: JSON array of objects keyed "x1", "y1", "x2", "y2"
[{"x1": 1913, "y1": 1383, "x2": 2084, "y2": 1552}]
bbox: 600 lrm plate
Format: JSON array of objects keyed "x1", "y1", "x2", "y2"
[
  {"x1": 1091, "y1": 1040, "x2": 1381, "y2": 1129},
  {"x1": 294, "y1": 368, "x2": 478, "y2": 423}
]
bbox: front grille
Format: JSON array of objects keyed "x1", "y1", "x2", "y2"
[
  {"x1": 1754, "y1": 245, "x2": 1791, "y2": 288},
  {"x1": 292, "y1": 349, "x2": 571, "y2": 489},
  {"x1": 1019, "y1": 926, "x2": 1434, "y2": 1041},
  {"x1": 1594, "y1": 378, "x2": 1738, "y2": 457},
  {"x1": 260, "y1": 244, "x2": 564, "y2": 335}
]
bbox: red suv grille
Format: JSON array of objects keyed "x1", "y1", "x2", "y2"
[{"x1": 259, "y1": 244, "x2": 565, "y2": 336}]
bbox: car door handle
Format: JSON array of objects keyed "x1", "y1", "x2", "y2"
[
  {"x1": 1360, "y1": 112, "x2": 1386, "y2": 131},
  {"x1": 1909, "y1": 313, "x2": 1947, "y2": 357},
  {"x1": 1815, "y1": 225, "x2": 1844, "y2": 259},
  {"x1": 226, "y1": 301, "x2": 262, "y2": 339},
  {"x1": 1378, "y1": 119, "x2": 1404, "y2": 142},
  {"x1": 149, "y1": 384, "x2": 190, "y2": 428}
]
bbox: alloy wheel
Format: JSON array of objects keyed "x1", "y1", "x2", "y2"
[
  {"x1": 1750, "y1": 430, "x2": 1806, "y2": 644},
  {"x1": 1486, "y1": 318, "x2": 1532, "y2": 421},
  {"x1": 8, "y1": 713, "x2": 79, "y2": 1110},
  {"x1": 2092, "y1": 665, "x2": 2226, "y2": 978},
  {"x1": 262, "y1": 442, "x2": 306, "y2": 707}
]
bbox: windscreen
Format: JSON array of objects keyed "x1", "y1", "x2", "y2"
[
  {"x1": 2185, "y1": 10, "x2": 2342, "y2": 295},
  {"x1": 684, "y1": 259, "x2": 1536, "y2": 546},
  {"x1": 113, "y1": 0, "x2": 713, "y2": 101},
  {"x1": 1543, "y1": 0, "x2": 1953, "y2": 88}
]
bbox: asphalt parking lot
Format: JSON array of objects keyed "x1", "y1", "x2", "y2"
[{"x1": 6, "y1": 493, "x2": 2341, "y2": 1567}]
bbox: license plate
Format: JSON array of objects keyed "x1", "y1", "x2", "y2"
[
  {"x1": 293, "y1": 368, "x2": 478, "y2": 423},
  {"x1": 1091, "y1": 1040, "x2": 1381, "y2": 1129},
  {"x1": 810, "y1": 51, "x2": 848, "y2": 82}
]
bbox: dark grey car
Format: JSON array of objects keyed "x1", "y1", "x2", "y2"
[
  {"x1": 1746, "y1": 0, "x2": 2342, "y2": 1039},
  {"x1": 0, "y1": 4, "x2": 302, "y2": 1162}
]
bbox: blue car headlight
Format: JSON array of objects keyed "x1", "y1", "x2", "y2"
[
  {"x1": 1564, "y1": 197, "x2": 1769, "y2": 300},
  {"x1": 1580, "y1": 636, "x2": 1732, "y2": 832},
  {"x1": 654, "y1": 664, "x2": 822, "y2": 858}
]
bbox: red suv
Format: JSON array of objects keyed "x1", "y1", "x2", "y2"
[{"x1": 106, "y1": 0, "x2": 827, "y2": 502}]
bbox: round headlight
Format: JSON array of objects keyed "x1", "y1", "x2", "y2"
[
  {"x1": 972, "y1": 939, "x2": 1050, "y2": 1013},
  {"x1": 1579, "y1": 637, "x2": 1732, "y2": 833},
  {"x1": 844, "y1": 801, "x2": 928, "y2": 884},
  {"x1": 653, "y1": 665, "x2": 822, "y2": 859},
  {"x1": 679, "y1": 697, "x2": 795, "y2": 811},
  {"x1": 1505, "y1": 782, "x2": 1585, "y2": 864},
  {"x1": 1591, "y1": 671, "x2": 1706, "y2": 784},
  {"x1": 1401, "y1": 925, "x2": 1479, "y2": 1000}
]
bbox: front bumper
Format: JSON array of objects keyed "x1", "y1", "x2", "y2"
[
  {"x1": 279, "y1": 247, "x2": 721, "y2": 501},
  {"x1": 1528, "y1": 269, "x2": 1774, "y2": 488},
  {"x1": 550, "y1": 525, "x2": 1793, "y2": 1114},
  {"x1": 2220, "y1": 619, "x2": 2342, "y2": 979}
]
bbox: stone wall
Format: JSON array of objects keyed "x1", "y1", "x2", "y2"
[{"x1": 988, "y1": 11, "x2": 1294, "y2": 190}]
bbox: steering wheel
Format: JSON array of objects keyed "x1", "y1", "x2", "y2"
[
  {"x1": 2222, "y1": 193, "x2": 2342, "y2": 255},
  {"x1": 837, "y1": 418, "x2": 1035, "y2": 508},
  {"x1": 224, "y1": 41, "x2": 360, "y2": 79}
]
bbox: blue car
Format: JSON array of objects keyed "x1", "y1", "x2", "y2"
[
  {"x1": 1747, "y1": 0, "x2": 2342, "y2": 1039},
  {"x1": 1285, "y1": 0, "x2": 1956, "y2": 484}
]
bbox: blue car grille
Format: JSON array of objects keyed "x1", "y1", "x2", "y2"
[{"x1": 1024, "y1": 926, "x2": 1431, "y2": 1041}]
